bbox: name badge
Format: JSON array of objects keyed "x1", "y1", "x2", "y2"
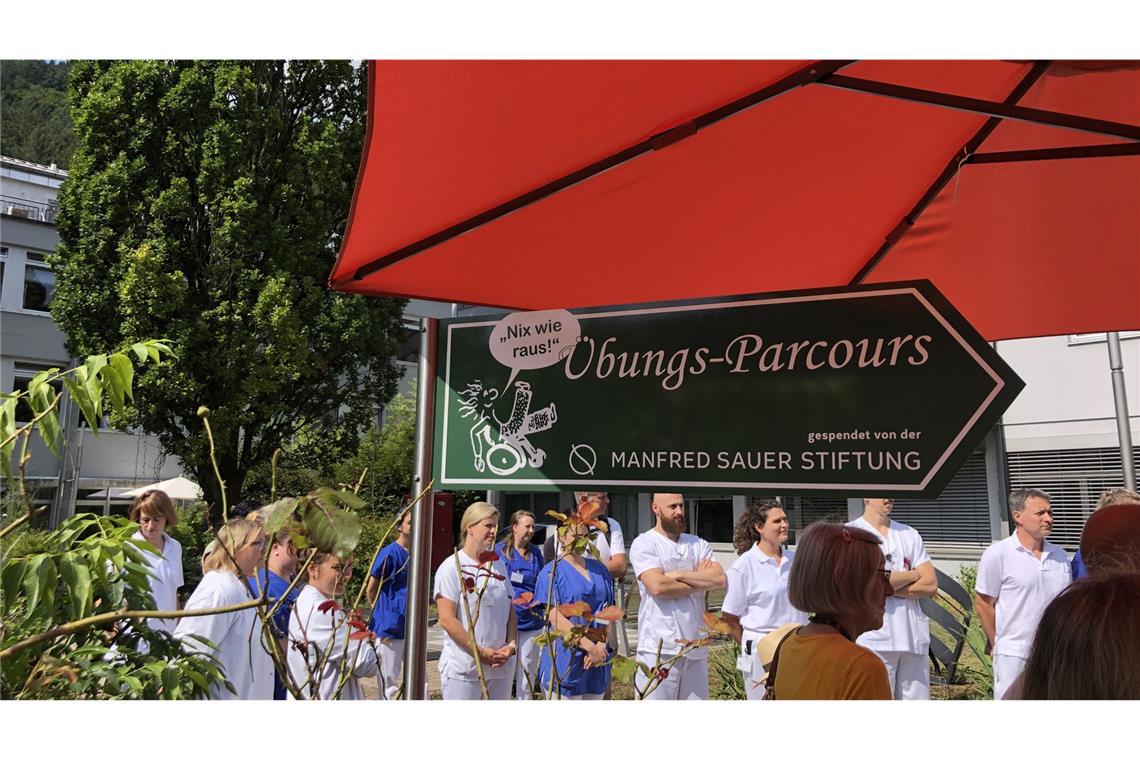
[
  {"x1": 736, "y1": 651, "x2": 754, "y2": 675},
  {"x1": 510, "y1": 571, "x2": 524, "y2": 584}
]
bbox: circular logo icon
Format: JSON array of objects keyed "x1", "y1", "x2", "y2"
[{"x1": 569, "y1": 444, "x2": 597, "y2": 476}]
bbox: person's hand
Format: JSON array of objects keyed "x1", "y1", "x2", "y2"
[
  {"x1": 697, "y1": 559, "x2": 718, "y2": 572},
  {"x1": 583, "y1": 641, "x2": 608, "y2": 669},
  {"x1": 478, "y1": 645, "x2": 504, "y2": 665}
]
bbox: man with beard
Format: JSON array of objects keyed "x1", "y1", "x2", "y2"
[
  {"x1": 628, "y1": 492, "x2": 725, "y2": 699},
  {"x1": 975, "y1": 488, "x2": 1071, "y2": 700}
]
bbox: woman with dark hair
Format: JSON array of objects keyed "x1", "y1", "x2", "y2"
[
  {"x1": 534, "y1": 521, "x2": 614, "y2": 700},
  {"x1": 720, "y1": 498, "x2": 808, "y2": 699},
  {"x1": 1017, "y1": 572, "x2": 1140, "y2": 699},
  {"x1": 768, "y1": 522, "x2": 893, "y2": 700},
  {"x1": 495, "y1": 509, "x2": 545, "y2": 699}
]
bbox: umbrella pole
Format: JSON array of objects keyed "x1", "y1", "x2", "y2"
[
  {"x1": 404, "y1": 317, "x2": 438, "y2": 700},
  {"x1": 1106, "y1": 332, "x2": 1137, "y2": 491}
]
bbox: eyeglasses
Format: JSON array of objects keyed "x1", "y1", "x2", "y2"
[{"x1": 247, "y1": 539, "x2": 267, "y2": 549}]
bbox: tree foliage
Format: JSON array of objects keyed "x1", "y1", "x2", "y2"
[
  {"x1": 0, "y1": 60, "x2": 76, "y2": 167},
  {"x1": 50, "y1": 61, "x2": 407, "y2": 518}
]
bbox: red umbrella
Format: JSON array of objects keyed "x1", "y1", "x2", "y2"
[{"x1": 330, "y1": 59, "x2": 1139, "y2": 339}]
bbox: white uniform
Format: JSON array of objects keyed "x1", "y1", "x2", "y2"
[
  {"x1": 847, "y1": 516, "x2": 932, "y2": 700},
  {"x1": 433, "y1": 550, "x2": 516, "y2": 700},
  {"x1": 976, "y1": 532, "x2": 1071, "y2": 700},
  {"x1": 720, "y1": 545, "x2": 808, "y2": 699},
  {"x1": 175, "y1": 570, "x2": 274, "y2": 700},
  {"x1": 287, "y1": 584, "x2": 378, "y2": 700},
  {"x1": 629, "y1": 529, "x2": 714, "y2": 700},
  {"x1": 133, "y1": 531, "x2": 183, "y2": 633}
]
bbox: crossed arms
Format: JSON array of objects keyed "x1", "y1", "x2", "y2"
[{"x1": 639, "y1": 559, "x2": 726, "y2": 600}]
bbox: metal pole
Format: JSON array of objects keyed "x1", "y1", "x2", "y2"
[
  {"x1": 403, "y1": 317, "x2": 438, "y2": 700},
  {"x1": 1106, "y1": 332, "x2": 1136, "y2": 491}
]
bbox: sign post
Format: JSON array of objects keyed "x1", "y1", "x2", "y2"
[{"x1": 433, "y1": 281, "x2": 1023, "y2": 498}]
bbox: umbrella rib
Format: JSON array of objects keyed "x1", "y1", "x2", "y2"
[
  {"x1": 347, "y1": 60, "x2": 856, "y2": 284},
  {"x1": 967, "y1": 143, "x2": 1140, "y2": 164},
  {"x1": 848, "y1": 61, "x2": 1053, "y2": 287},
  {"x1": 819, "y1": 73, "x2": 1140, "y2": 142}
]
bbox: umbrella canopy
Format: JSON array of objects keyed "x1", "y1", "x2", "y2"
[
  {"x1": 118, "y1": 476, "x2": 203, "y2": 501},
  {"x1": 329, "y1": 60, "x2": 1139, "y2": 340}
]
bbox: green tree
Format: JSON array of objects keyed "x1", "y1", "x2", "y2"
[
  {"x1": 50, "y1": 61, "x2": 407, "y2": 521},
  {"x1": 0, "y1": 60, "x2": 76, "y2": 167},
  {"x1": 333, "y1": 384, "x2": 417, "y2": 513}
]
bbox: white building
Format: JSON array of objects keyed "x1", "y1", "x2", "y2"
[{"x1": 1, "y1": 156, "x2": 183, "y2": 523}]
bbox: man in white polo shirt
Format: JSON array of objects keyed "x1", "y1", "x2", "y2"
[
  {"x1": 848, "y1": 497, "x2": 938, "y2": 699},
  {"x1": 629, "y1": 492, "x2": 726, "y2": 700},
  {"x1": 975, "y1": 487, "x2": 1071, "y2": 700}
]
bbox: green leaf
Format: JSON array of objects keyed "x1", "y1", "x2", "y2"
[
  {"x1": 611, "y1": 654, "x2": 638, "y2": 683},
  {"x1": 301, "y1": 496, "x2": 361, "y2": 558},
  {"x1": 312, "y1": 486, "x2": 364, "y2": 511},
  {"x1": 108, "y1": 352, "x2": 135, "y2": 402},
  {"x1": 34, "y1": 386, "x2": 62, "y2": 455},
  {"x1": 99, "y1": 361, "x2": 127, "y2": 416},
  {"x1": 61, "y1": 376, "x2": 101, "y2": 431},
  {"x1": 22, "y1": 554, "x2": 58, "y2": 622},
  {"x1": 58, "y1": 554, "x2": 93, "y2": 620},
  {"x1": 131, "y1": 342, "x2": 149, "y2": 364},
  {"x1": 2, "y1": 558, "x2": 27, "y2": 614},
  {"x1": 260, "y1": 497, "x2": 299, "y2": 538}
]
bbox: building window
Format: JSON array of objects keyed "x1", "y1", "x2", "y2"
[
  {"x1": 686, "y1": 495, "x2": 735, "y2": 544},
  {"x1": 22, "y1": 251, "x2": 55, "y2": 312},
  {"x1": 888, "y1": 447, "x2": 993, "y2": 547},
  {"x1": 11, "y1": 363, "x2": 64, "y2": 425},
  {"x1": 1006, "y1": 446, "x2": 1139, "y2": 550}
]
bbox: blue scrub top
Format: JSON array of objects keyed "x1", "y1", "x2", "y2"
[
  {"x1": 535, "y1": 558, "x2": 614, "y2": 696},
  {"x1": 369, "y1": 541, "x2": 409, "y2": 638},
  {"x1": 248, "y1": 568, "x2": 298, "y2": 701},
  {"x1": 1071, "y1": 548, "x2": 1088, "y2": 580},
  {"x1": 496, "y1": 541, "x2": 546, "y2": 632}
]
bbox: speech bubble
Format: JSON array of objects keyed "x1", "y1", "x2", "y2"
[{"x1": 489, "y1": 309, "x2": 581, "y2": 389}]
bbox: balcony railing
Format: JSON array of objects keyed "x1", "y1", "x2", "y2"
[{"x1": 1, "y1": 195, "x2": 58, "y2": 224}]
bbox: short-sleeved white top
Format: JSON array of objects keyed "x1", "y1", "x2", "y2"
[
  {"x1": 433, "y1": 550, "x2": 516, "y2": 680},
  {"x1": 976, "y1": 532, "x2": 1071, "y2": 658},
  {"x1": 847, "y1": 517, "x2": 932, "y2": 654},
  {"x1": 629, "y1": 529, "x2": 715, "y2": 661},
  {"x1": 721, "y1": 545, "x2": 807, "y2": 637},
  {"x1": 175, "y1": 570, "x2": 274, "y2": 700},
  {"x1": 288, "y1": 584, "x2": 378, "y2": 700},
  {"x1": 133, "y1": 530, "x2": 184, "y2": 634},
  {"x1": 557, "y1": 516, "x2": 626, "y2": 563}
]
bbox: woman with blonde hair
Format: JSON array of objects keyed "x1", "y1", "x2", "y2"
[
  {"x1": 129, "y1": 490, "x2": 183, "y2": 635},
  {"x1": 434, "y1": 501, "x2": 518, "y2": 699},
  {"x1": 288, "y1": 550, "x2": 378, "y2": 700},
  {"x1": 767, "y1": 522, "x2": 893, "y2": 700},
  {"x1": 175, "y1": 518, "x2": 275, "y2": 699}
]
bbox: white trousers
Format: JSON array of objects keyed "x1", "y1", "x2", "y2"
[
  {"x1": 871, "y1": 649, "x2": 930, "y2": 700},
  {"x1": 376, "y1": 638, "x2": 405, "y2": 700},
  {"x1": 993, "y1": 654, "x2": 1027, "y2": 701},
  {"x1": 740, "y1": 632, "x2": 767, "y2": 700},
  {"x1": 513, "y1": 628, "x2": 543, "y2": 700},
  {"x1": 553, "y1": 692, "x2": 604, "y2": 700},
  {"x1": 440, "y1": 673, "x2": 512, "y2": 700},
  {"x1": 634, "y1": 653, "x2": 708, "y2": 700}
]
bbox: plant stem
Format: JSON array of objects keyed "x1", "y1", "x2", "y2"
[
  {"x1": 0, "y1": 597, "x2": 265, "y2": 661},
  {"x1": 0, "y1": 505, "x2": 47, "y2": 540},
  {"x1": 201, "y1": 414, "x2": 228, "y2": 521},
  {"x1": 270, "y1": 448, "x2": 281, "y2": 500}
]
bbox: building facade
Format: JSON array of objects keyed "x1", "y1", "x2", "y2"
[{"x1": 1, "y1": 156, "x2": 183, "y2": 523}]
